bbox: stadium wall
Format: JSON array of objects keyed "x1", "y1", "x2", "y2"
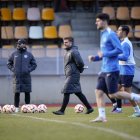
[{"x1": 0, "y1": 75, "x2": 111, "y2": 105}]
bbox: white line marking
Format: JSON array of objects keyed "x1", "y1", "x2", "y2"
[{"x1": 12, "y1": 114, "x2": 140, "y2": 140}]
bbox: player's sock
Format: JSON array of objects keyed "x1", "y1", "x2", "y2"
[
  {"x1": 113, "y1": 103, "x2": 117, "y2": 107},
  {"x1": 98, "y1": 107, "x2": 106, "y2": 118},
  {"x1": 133, "y1": 105, "x2": 140, "y2": 113},
  {"x1": 116, "y1": 99, "x2": 122, "y2": 108}
]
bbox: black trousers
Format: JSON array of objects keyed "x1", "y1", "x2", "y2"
[
  {"x1": 60, "y1": 92, "x2": 92, "y2": 112},
  {"x1": 14, "y1": 92, "x2": 30, "y2": 107}
]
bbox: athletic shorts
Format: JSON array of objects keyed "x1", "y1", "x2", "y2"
[
  {"x1": 119, "y1": 75, "x2": 134, "y2": 88},
  {"x1": 96, "y1": 71, "x2": 119, "y2": 94}
]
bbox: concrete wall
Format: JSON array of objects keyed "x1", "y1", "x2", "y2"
[
  {"x1": 0, "y1": 75, "x2": 110, "y2": 105},
  {"x1": 0, "y1": 48, "x2": 107, "y2": 106}
]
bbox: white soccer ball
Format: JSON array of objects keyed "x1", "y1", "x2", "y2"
[
  {"x1": 21, "y1": 104, "x2": 32, "y2": 113},
  {"x1": 21, "y1": 105, "x2": 27, "y2": 113},
  {"x1": 2, "y1": 104, "x2": 10, "y2": 113},
  {"x1": 38, "y1": 104, "x2": 47, "y2": 113},
  {"x1": 74, "y1": 104, "x2": 84, "y2": 113},
  {"x1": 30, "y1": 104, "x2": 39, "y2": 113},
  {"x1": 2, "y1": 104, "x2": 15, "y2": 113},
  {"x1": 2, "y1": 104, "x2": 9, "y2": 113},
  {"x1": 26, "y1": 104, "x2": 34, "y2": 113},
  {"x1": 10, "y1": 105, "x2": 16, "y2": 113}
]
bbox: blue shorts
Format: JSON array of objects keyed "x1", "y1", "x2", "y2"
[
  {"x1": 119, "y1": 75, "x2": 134, "y2": 87},
  {"x1": 96, "y1": 71, "x2": 119, "y2": 94}
]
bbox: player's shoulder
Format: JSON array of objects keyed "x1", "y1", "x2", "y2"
[
  {"x1": 107, "y1": 28, "x2": 116, "y2": 35},
  {"x1": 107, "y1": 28, "x2": 118, "y2": 40},
  {"x1": 122, "y1": 38, "x2": 132, "y2": 47},
  {"x1": 104, "y1": 28, "x2": 116, "y2": 39}
]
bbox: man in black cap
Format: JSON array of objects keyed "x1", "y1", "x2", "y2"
[{"x1": 7, "y1": 39, "x2": 37, "y2": 112}]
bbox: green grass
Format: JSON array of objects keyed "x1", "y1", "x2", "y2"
[{"x1": 0, "y1": 106, "x2": 140, "y2": 140}]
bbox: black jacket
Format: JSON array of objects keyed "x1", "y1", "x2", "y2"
[
  {"x1": 61, "y1": 46, "x2": 84, "y2": 94},
  {"x1": 7, "y1": 49, "x2": 37, "y2": 93}
]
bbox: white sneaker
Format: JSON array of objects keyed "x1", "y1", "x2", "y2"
[
  {"x1": 128, "y1": 112, "x2": 140, "y2": 117},
  {"x1": 90, "y1": 116, "x2": 107, "y2": 123},
  {"x1": 15, "y1": 107, "x2": 19, "y2": 113}
]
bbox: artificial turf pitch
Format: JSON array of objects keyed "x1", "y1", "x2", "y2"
[{"x1": 0, "y1": 106, "x2": 140, "y2": 140}]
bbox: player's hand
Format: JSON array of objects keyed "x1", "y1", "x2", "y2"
[
  {"x1": 97, "y1": 51, "x2": 103, "y2": 58},
  {"x1": 88, "y1": 55, "x2": 94, "y2": 62}
]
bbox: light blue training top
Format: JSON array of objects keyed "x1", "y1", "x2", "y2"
[
  {"x1": 94, "y1": 27, "x2": 122, "y2": 73},
  {"x1": 118, "y1": 37, "x2": 135, "y2": 75}
]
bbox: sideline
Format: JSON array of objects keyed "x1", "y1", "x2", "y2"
[{"x1": 12, "y1": 114, "x2": 140, "y2": 140}]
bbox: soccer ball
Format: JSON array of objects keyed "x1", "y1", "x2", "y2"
[
  {"x1": 38, "y1": 104, "x2": 47, "y2": 113},
  {"x1": 30, "y1": 104, "x2": 39, "y2": 113},
  {"x1": 27, "y1": 104, "x2": 34, "y2": 113},
  {"x1": 2, "y1": 104, "x2": 15, "y2": 113},
  {"x1": 74, "y1": 104, "x2": 84, "y2": 113},
  {"x1": 0, "y1": 106, "x2": 2, "y2": 113},
  {"x1": 21, "y1": 104, "x2": 32, "y2": 113},
  {"x1": 21, "y1": 105, "x2": 27, "y2": 113},
  {"x1": 21, "y1": 104, "x2": 39, "y2": 113},
  {"x1": 10, "y1": 105, "x2": 16, "y2": 113},
  {"x1": 2, "y1": 104, "x2": 10, "y2": 113}
]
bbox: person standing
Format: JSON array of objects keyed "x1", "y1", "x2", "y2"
[
  {"x1": 111, "y1": 25, "x2": 140, "y2": 117},
  {"x1": 88, "y1": 13, "x2": 140, "y2": 122},
  {"x1": 53, "y1": 37, "x2": 93, "y2": 115},
  {"x1": 7, "y1": 39, "x2": 37, "y2": 112}
]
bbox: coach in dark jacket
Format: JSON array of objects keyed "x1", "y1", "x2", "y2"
[
  {"x1": 62, "y1": 45, "x2": 84, "y2": 94},
  {"x1": 7, "y1": 39, "x2": 37, "y2": 112},
  {"x1": 53, "y1": 37, "x2": 93, "y2": 115}
]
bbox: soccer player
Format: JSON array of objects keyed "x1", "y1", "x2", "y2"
[
  {"x1": 53, "y1": 37, "x2": 93, "y2": 115},
  {"x1": 88, "y1": 13, "x2": 140, "y2": 122},
  {"x1": 110, "y1": 25, "x2": 140, "y2": 117}
]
